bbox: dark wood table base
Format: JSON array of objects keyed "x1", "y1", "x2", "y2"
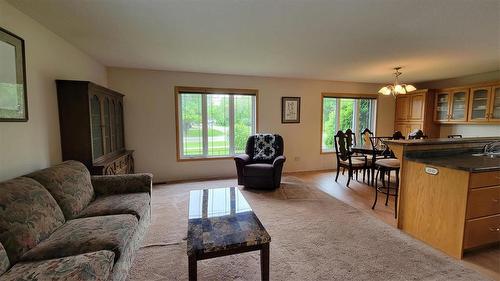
[{"x1": 188, "y1": 243, "x2": 270, "y2": 281}]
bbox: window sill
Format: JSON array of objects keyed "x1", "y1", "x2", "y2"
[{"x1": 177, "y1": 156, "x2": 236, "y2": 162}]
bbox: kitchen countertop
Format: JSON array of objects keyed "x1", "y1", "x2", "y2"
[
  {"x1": 384, "y1": 137, "x2": 500, "y2": 146},
  {"x1": 405, "y1": 148, "x2": 500, "y2": 172}
]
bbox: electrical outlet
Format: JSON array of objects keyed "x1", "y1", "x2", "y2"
[{"x1": 294, "y1": 156, "x2": 300, "y2": 161}]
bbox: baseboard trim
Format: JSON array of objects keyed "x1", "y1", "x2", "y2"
[{"x1": 152, "y1": 168, "x2": 336, "y2": 185}]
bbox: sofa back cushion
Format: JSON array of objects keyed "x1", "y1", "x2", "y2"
[
  {"x1": 0, "y1": 177, "x2": 65, "y2": 264},
  {"x1": 0, "y1": 242, "x2": 9, "y2": 275},
  {"x1": 26, "y1": 161, "x2": 95, "y2": 220}
]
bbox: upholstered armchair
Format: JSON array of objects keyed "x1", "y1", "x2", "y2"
[{"x1": 234, "y1": 134, "x2": 286, "y2": 189}]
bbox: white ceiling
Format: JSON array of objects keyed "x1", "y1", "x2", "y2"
[{"x1": 8, "y1": 0, "x2": 500, "y2": 83}]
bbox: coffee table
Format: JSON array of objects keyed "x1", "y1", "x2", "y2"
[{"x1": 186, "y1": 187, "x2": 271, "y2": 281}]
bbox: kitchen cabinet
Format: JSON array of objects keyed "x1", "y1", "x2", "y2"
[
  {"x1": 395, "y1": 96, "x2": 409, "y2": 121},
  {"x1": 469, "y1": 87, "x2": 491, "y2": 122},
  {"x1": 393, "y1": 89, "x2": 439, "y2": 138},
  {"x1": 408, "y1": 93, "x2": 424, "y2": 121},
  {"x1": 434, "y1": 88, "x2": 469, "y2": 123},
  {"x1": 433, "y1": 82, "x2": 500, "y2": 124},
  {"x1": 488, "y1": 85, "x2": 500, "y2": 122}
]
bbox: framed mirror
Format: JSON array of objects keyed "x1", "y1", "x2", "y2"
[{"x1": 0, "y1": 27, "x2": 27, "y2": 121}]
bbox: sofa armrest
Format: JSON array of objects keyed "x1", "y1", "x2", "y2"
[
  {"x1": 234, "y1": 154, "x2": 250, "y2": 164},
  {"x1": 91, "y1": 173, "x2": 153, "y2": 196},
  {"x1": 273, "y1": 155, "x2": 286, "y2": 168},
  {"x1": 234, "y1": 154, "x2": 250, "y2": 185}
]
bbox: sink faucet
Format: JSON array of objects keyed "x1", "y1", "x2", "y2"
[{"x1": 483, "y1": 141, "x2": 500, "y2": 154}]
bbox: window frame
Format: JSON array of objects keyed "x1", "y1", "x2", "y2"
[
  {"x1": 320, "y1": 93, "x2": 378, "y2": 154},
  {"x1": 175, "y1": 86, "x2": 259, "y2": 161}
]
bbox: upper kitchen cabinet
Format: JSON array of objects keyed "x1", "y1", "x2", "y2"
[
  {"x1": 395, "y1": 96, "x2": 410, "y2": 121},
  {"x1": 488, "y1": 85, "x2": 500, "y2": 122},
  {"x1": 434, "y1": 88, "x2": 469, "y2": 123},
  {"x1": 434, "y1": 91, "x2": 450, "y2": 122},
  {"x1": 468, "y1": 87, "x2": 490, "y2": 122},
  {"x1": 432, "y1": 82, "x2": 500, "y2": 124},
  {"x1": 394, "y1": 89, "x2": 439, "y2": 138}
]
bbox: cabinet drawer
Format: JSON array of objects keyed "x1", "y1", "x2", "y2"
[
  {"x1": 466, "y1": 186, "x2": 500, "y2": 219},
  {"x1": 470, "y1": 171, "x2": 500, "y2": 188},
  {"x1": 463, "y1": 214, "x2": 500, "y2": 249}
]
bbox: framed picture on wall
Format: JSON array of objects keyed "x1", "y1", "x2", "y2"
[
  {"x1": 281, "y1": 97, "x2": 300, "y2": 123},
  {"x1": 0, "y1": 27, "x2": 28, "y2": 121}
]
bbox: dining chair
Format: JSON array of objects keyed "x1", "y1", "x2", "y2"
[
  {"x1": 368, "y1": 136, "x2": 392, "y2": 185},
  {"x1": 334, "y1": 130, "x2": 367, "y2": 187},
  {"x1": 371, "y1": 131, "x2": 404, "y2": 218}
]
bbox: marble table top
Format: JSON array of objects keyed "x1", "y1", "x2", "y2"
[{"x1": 186, "y1": 187, "x2": 271, "y2": 257}]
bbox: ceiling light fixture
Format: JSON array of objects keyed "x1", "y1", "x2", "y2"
[{"x1": 378, "y1": 67, "x2": 416, "y2": 96}]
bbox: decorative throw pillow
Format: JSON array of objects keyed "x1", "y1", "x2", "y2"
[{"x1": 253, "y1": 134, "x2": 278, "y2": 161}]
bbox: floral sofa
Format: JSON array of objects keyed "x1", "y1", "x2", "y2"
[{"x1": 0, "y1": 161, "x2": 152, "y2": 281}]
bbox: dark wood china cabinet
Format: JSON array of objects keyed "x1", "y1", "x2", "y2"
[{"x1": 56, "y1": 80, "x2": 134, "y2": 175}]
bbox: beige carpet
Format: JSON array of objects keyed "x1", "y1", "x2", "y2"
[{"x1": 127, "y1": 176, "x2": 492, "y2": 281}]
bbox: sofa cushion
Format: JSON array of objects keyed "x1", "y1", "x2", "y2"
[
  {"x1": 0, "y1": 242, "x2": 9, "y2": 275},
  {"x1": 244, "y1": 163, "x2": 274, "y2": 177},
  {"x1": 77, "y1": 193, "x2": 150, "y2": 220},
  {"x1": 26, "y1": 160, "x2": 95, "y2": 219},
  {"x1": 253, "y1": 134, "x2": 279, "y2": 161},
  {"x1": 21, "y1": 215, "x2": 137, "y2": 262},
  {"x1": 2, "y1": 250, "x2": 115, "y2": 281},
  {"x1": 0, "y1": 177, "x2": 65, "y2": 264}
]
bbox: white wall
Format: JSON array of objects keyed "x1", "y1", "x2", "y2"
[
  {"x1": 108, "y1": 68, "x2": 393, "y2": 182},
  {"x1": 416, "y1": 70, "x2": 500, "y2": 138},
  {"x1": 0, "y1": 0, "x2": 107, "y2": 181}
]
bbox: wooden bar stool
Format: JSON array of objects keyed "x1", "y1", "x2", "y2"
[{"x1": 372, "y1": 158, "x2": 400, "y2": 218}]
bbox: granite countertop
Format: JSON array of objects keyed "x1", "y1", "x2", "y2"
[
  {"x1": 405, "y1": 148, "x2": 500, "y2": 172},
  {"x1": 385, "y1": 137, "x2": 500, "y2": 146}
]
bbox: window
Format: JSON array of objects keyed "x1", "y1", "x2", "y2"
[
  {"x1": 176, "y1": 87, "x2": 257, "y2": 160},
  {"x1": 321, "y1": 95, "x2": 377, "y2": 153}
]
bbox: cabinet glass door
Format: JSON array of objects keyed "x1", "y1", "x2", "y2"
[
  {"x1": 489, "y1": 86, "x2": 500, "y2": 121},
  {"x1": 116, "y1": 102, "x2": 124, "y2": 150},
  {"x1": 469, "y1": 88, "x2": 490, "y2": 121},
  {"x1": 103, "y1": 98, "x2": 111, "y2": 154},
  {"x1": 90, "y1": 95, "x2": 104, "y2": 159},
  {"x1": 110, "y1": 100, "x2": 117, "y2": 151},
  {"x1": 450, "y1": 90, "x2": 468, "y2": 121},
  {"x1": 435, "y1": 93, "x2": 449, "y2": 121}
]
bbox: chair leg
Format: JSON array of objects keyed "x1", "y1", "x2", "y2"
[
  {"x1": 395, "y1": 169, "x2": 400, "y2": 219},
  {"x1": 362, "y1": 168, "x2": 366, "y2": 182},
  {"x1": 372, "y1": 168, "x2": 379, "y2": 209},
  {"x1": 335, "y1": 167, "x2": 340, "y2": 182},
  {"x1": 385, "y1": 170, "x2": 390, "y2": 206},
  {"x1": 371, "y1": 167, "x2": 375, "y2": 186},
  {"x1": 347, "y1": 169, "x2": 352, "y2": 187},
  {"x1": 355, "y1": 170, "x2": 358, "y2": 180}
]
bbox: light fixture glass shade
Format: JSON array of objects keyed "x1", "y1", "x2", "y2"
[
  {"x1": 405, "y1": 84, "x2": 417, "y2": 92},
  {"x1": 394, "y1": 84, "x2": 404, "y2": 94},
  {"x1": 378, "y1": 86, "x2": 392, "y2": 96}
]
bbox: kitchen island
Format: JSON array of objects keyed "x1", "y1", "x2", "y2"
[{"x1": 385, "y1": 137, "x2": 500, "y2": 258}]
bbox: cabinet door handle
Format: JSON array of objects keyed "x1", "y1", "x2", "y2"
[
  {"x1": 488, "y1": 227, "x2": 500, "y2": 232},
  {"x1": 492, "y1": 198, "x2": 500, "y2": 203}
]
